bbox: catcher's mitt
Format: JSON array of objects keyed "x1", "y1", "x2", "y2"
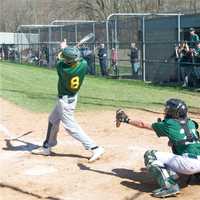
[{"x1": 116, "y1": 109, "x2": 130, "y2": 127}]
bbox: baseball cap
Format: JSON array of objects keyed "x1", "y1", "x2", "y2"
[{"x1": 189, "y1": 28, "x2": 195, "y2": 32}]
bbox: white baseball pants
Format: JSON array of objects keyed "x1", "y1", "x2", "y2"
[
  {"x1": 155, "y1": 151, "x2": 200, "y2": 175},
  {"x1": 45, "y1": 94, "x2": 97, "y2": 150}
]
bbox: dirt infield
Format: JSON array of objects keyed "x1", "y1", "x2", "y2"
[{"x1": 0, "y1": 98, "x2": 200, "y2": 200}]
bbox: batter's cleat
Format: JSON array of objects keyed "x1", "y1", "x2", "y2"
[
  {"x1": 152, "y1": 184, "x2": 180, "y2": 198},
  {"x1": 89, "y1": 147, "x2": 104, "y2": 163},
  {"x1": 31, "y1": 147, "x2": 51, "y2": 156}
]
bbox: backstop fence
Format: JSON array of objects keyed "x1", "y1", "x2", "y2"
[{"x1": 0, "y1": 13, "x2": 200, "y2": 85}]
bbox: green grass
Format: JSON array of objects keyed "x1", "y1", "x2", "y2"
[{"x1": 0, "y1": 61, "x2": 200, "y2": 113}]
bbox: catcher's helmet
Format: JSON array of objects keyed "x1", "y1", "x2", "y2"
[
  {"x1": 58, "y1": 46, "x2": 80, "y2": 64},
  {"x1": 165, "y1": 98, "x2": 188, "y2": 119}
]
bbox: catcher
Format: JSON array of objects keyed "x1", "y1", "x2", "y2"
[
  {"x1": 32, "y1": 44, "x2": 104, "y2": 162},
  {"x1": 116, "y1": 98, "x2": 200, "y2": 198}
]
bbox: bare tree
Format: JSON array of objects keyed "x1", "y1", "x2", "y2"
[{"x1": 0, "y1": 0, "x2": 199, "y2": 32}]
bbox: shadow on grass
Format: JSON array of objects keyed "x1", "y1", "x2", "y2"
[
  {"x1": 80, "y1": 96, "x2": 200, "y2": 115},
  {"x1": 149, "y1": 81, "x2": 200, "y2": 92},
  {"x1": 2, "y1": 88, "x2": 200, "y2": 115},
  {"x1": 0, "y1": 182, "x2": 64, "y2": 200},
  {"x1": 81, "y1": 95, "x2": 140, "y2": 105},
  {"x1": 80, "y1": 99, "x2": 164, "y2": 114},
  {"x1": 80, "y1": 96, "x2": 163, "y2": 112},
  {"x1": 1, "y1": 88, "x2": 55, "y2": 100}
]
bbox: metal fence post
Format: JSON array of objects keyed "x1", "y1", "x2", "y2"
[
  {"x1": 20, "y1": 31, "x2": 22, "y2": 64},
  {"x1": 75, "y1": 24, "x2": 78, "y2": 44},
  {"x1": 106, "y1": 20, "x2": 110, "y2": 69},
  {"x1": 142, "y1": 16, "x2": 146, "y2": 82},
  {"x1": 92, "y1": 22, "x2": 96, "y2": 74},
  {"x1": 60, "y1": 26, "x2": 63, "y2": 41},
  {"x1": 48, "y1": 26, "x2": 52, "y2": 67},
  {"x1": 114, "y1": 19, "x2": 118, "y2": 49},
  {"x1": 38, "y1": 28, "x2": 40, "y2": 64},
  {"x1": 177, "y1": 14, "x2": 181, "y2": 82}
]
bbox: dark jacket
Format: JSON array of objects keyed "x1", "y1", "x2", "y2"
[
  {"x1": 129, "y1": 47, "x2": 139, "y2": 63},
  {"x1": 98, "y1": 48, "x2": 107, "y2": 60}
]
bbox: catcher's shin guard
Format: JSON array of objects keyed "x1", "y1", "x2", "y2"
[
  {"x1": 144, "y1": 150, "x2": 177, "y2": 189},
  {"x1": 148, "y1": 164, "x2": 176, "y2": 189}
]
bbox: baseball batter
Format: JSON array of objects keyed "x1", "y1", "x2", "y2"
[
  {"x1": 32, "y1": 45, "x2": 104, "y2": 162},
  {"x1": 116, "y1": 98, "x2": 200, "y2": 198}
]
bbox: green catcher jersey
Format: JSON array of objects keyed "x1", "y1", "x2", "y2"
[
  {"x1": 152, "y1": 118, "x2": 200, "y2": 158},
  {"x1": 192, "y1": 34, "x2": 199, "y2": 42},
  {"x1": 56, "y1": 58, "x2": 87, "y2": 96},
  {"x1": 190, "y1": 34, "x2": 199, "y2": 48}
]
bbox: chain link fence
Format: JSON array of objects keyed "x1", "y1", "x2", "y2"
[{"x1": 0, "y1": 13, "x2": 200, "y2": 86}]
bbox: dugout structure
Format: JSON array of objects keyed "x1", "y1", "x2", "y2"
[
  {"x1": 106, "y1": 13, "x2": 183, "y2": 82},
  {"x1": 143, "y1": 13, "x2": 200, "y2": 83},
  {"x1": 106, "y1": 12, "x2": 200, "y2": 83}
]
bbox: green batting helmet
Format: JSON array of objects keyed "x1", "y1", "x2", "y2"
[{"x1": 58, "y1": 46, "x2": 81, "y2": 64}]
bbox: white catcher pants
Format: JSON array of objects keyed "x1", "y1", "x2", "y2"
[
  {"x1": 155, "y1": 151, "x2": 200, "y2": 175},
  {"x1": 46, "y1": 94, "x2": 97, "y2": 150}
]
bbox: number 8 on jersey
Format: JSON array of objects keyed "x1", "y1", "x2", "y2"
[{"x1": 70, "y1": 76, "x2": 80, "y2": 90}]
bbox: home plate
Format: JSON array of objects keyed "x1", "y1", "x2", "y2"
[{"x1": 24, "y1": 165, "x2": 57, "y2": 176}]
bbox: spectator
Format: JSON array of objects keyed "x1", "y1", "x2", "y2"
[
  {"x1": 189, "y1": 28, "x2": 199, "y2": 49},
  {"x1": 98, "y1": 43, "x2": 108, "y2": 76},
  {"x1": 0, "y1": 45, "x2": 3, "y2": 60},
  {"x1": 8, "y1": 46, "x2": 16, "y2": 61},
  {"x1": 41, "y1": 45, "x2": 49, "y2": 64},
  {"x1": 192, "y1": 42, "x2": 200, "y2": 85},
  {"x1": 111, "y1": 48, "x2": 119, "y2": 76},
  {"x1": 80, "y1": 45, "x2": 95, "y2": 75},
  {"x1": 194, "y1": 42, "x2": 200, "y2": 58},
  {"x1": 90, "y1": 50, "x2": 96, "y2": 75},
  {"x1": 175, "y1": 41, "x2": 189, "y2": 61},
  {"x1": 2, "y1": 43, "x2": 8, "y2": 60},
  {"x1": 176, "y1": 41, "x2": 193, "y2": 87},
  {"x1": 128, "y1": 42, "x2": 140, "y2": 76},
  {"x1": 39, "y1": 49, "x2": 48, "y2": 66}
]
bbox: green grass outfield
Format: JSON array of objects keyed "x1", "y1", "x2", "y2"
[{"x1": 0, "y1": 61, "x2": 200, "y2": 114}]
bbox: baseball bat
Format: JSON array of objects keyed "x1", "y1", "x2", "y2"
[
  {"x1": 58, "y1": 33, "x2": 95, "y2": 60},
  {"x1": 9, "y1": 131, "x2": 33, "y2": 141},
  {"x1": 0, "y1": 124, "x2": 33, "y2": 140},
  {"x1": 76, "y1": 33, "x2": 95, "y2": 47}
]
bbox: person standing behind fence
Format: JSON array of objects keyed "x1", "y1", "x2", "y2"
[
  {"x1": 80, "y1": 45, "x2": 95, "y2": 75},
  {"x1": 98, "y1": 43, "x2": 108, "y2": 76},
  {"x1": 111, "y1": 48, "x2": 119, "y2": 76},
  {"x1": 2, "y1": 43, "x2": 8, "y2": 60},
  {"x1": 193, "y1": 42, "x2": 200, "y2": 83},
  {"x1": 194, "y1": 42, "x2": 200, "y2": 58},
  {"x1": 41, "y1": 45, "x2": 49, "y2": 64},
  {"x1": 176, "y1": 41, "x2": 193, "y2": 87},
  {"x1": 189, "y1": 28, "x2": 199, "y2": 49},
  {"x1": 128, "y1": 42, "x2": 140, "y2": 76}
]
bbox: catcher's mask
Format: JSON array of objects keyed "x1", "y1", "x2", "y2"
[
  {"x1": 58, "y1": 46, "x2": 80, "y2": 64},
  {"x1": 165, "y1": 98, "x2": 188, "y2": 119}
]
